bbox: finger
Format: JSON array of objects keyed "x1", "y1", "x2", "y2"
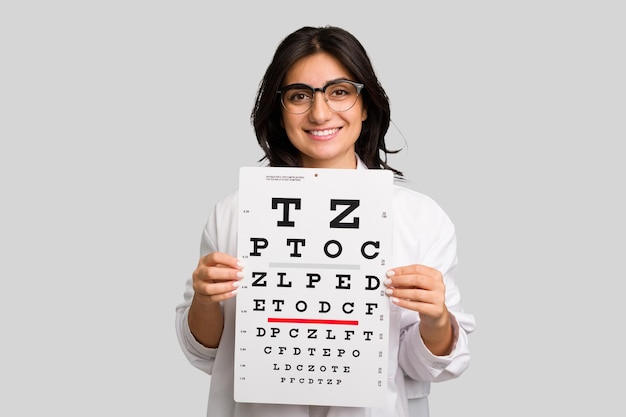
[
  {"x1": 385, "y1": 267, "x2": 442, "y2": 291},
  {"x1": 389, "y1": 297, "x2": 445, "y2": 319},
  {"x1": 193, "y1": 267, "x2": 243, "y2": 294},
  {"x1": 193, "y1": 284, "x2": 240, "y2": 303},
  {"x1": 198, "y1": 278, "x2": 242, "y2": 298},
  {"x1": 386, "y1": 287, "x2": 437, "y2": 304},
  {"x1": 385, "y1": 271, "x2": 429, "y2": 291},
  {"x1": 201, "y1": 252, "x2": 244, "y2": 270},
  {"x1": 206, "y1": 264, "x2": 245, "y2": 282},
  {"x1": 387, "y1": 264, "x2": 434, "y2": 278}
]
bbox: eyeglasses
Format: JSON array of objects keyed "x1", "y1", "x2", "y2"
[{"x1": 277, "y1": 79, "x2": 364, "y2": 114}]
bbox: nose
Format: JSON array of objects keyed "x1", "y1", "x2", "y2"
[{"x1": 308, "y1": 90, "x2": 333, "y2": 122}]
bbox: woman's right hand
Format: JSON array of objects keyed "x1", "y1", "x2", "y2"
[
  {"x1": 192, "y1": 252, "x2": 244, "y2": 303},
  {"x1": 188, "y1": 252, "x2": 244, "y2": 347}
]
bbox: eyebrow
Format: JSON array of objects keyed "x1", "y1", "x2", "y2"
[{"x1": 282, "y1": 78, "x2": 357, "y2": 88}]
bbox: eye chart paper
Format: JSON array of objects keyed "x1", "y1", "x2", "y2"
[{"x1": 234, "y1": 167, "x2": 393, "y2": 407}]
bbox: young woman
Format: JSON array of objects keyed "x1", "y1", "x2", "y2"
[{"x1": 175, "y1": 25, "x2": 476, "y2": 417}]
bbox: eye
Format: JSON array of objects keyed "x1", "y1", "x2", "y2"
[
  {"x1": 327, "y1": 83, "x2": 356, "y2": 100},
  {"x1": 286, "y1": 89, "x2": 313, "y2": 103}
]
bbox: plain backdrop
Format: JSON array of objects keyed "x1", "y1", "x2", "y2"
[{"x1": 1, "y1": 1, "x2": 624, "y2": 416}]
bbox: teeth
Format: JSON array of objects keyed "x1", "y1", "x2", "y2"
[{"x1": 310, "y1": 128, "x2": 339, "y2": 136}]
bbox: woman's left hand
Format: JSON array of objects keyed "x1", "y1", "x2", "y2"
[{"x1": 384, "y1": 264, "x2": 453, "y2": 355}]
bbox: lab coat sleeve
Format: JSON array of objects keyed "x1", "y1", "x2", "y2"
[
  {"x1": 397, "y1": 194, "x2": 476, "y2": 383},
  {"x1": 174, "y1": 215, "x2": 220, "y2": 374}
]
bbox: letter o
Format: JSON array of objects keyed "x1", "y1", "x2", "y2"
[{"x1": 324, "y1": 240, "x2": 343, "y2": 258}]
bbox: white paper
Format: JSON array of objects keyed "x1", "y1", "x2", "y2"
[{"x1": 234, "y1": 167, "x2": 393, "y2": 407}]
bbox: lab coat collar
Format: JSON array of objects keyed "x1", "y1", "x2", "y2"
[{"x1": 356, "y1": 154, "x2": 368, "y2": 170}]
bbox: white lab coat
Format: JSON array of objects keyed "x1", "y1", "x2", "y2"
[{"x1": 175, "y1": 158, "x2": 476, "y2": 417}]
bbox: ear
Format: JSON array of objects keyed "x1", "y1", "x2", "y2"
[{"x1": 361, "y1": 107, "x2": 368, "y2": 121}]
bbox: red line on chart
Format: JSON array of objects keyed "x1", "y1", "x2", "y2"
[{"x1": 268, "y1": 317, "x2": 359, "y2": 325}]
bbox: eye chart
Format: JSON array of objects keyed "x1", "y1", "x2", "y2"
[{"x1": 234, "y1": 167, "x2": 393, "y2": 407}]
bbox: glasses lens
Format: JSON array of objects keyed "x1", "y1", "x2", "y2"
[
  {"x1": 325, "y1": 81, "x2": 360, "y2": 112},
  {"x1": 281, "y1": 85, "x2": 315, "y2": 114}
]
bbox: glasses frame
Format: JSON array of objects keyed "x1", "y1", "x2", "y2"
[{"x1": 277, "y1": 79, "x2": 365, "y2": 114}]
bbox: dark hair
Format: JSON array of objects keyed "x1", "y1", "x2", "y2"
[{"x1": 251, "y1": 25, "x2": 403, "y2": 177}]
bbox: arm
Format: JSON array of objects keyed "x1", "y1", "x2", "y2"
[
  {"x1": 174, "y1": 191, "x2": 242, "y2": 373},
  {"x1": 394, "y1": 268, "x2": 475, "y2": 382},
  {"x1": 387, "y1": 189, "x2": 476, "y2": 382}
]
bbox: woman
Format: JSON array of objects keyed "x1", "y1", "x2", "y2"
[{"x1": 175, "y1": 25, "x2": 476, "y2": 417}]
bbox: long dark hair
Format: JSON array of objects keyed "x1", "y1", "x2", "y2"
[{"x1": 251, "y1": 25, "x2": 403, "y2": 177}]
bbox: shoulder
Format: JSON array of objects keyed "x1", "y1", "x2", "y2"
[
  {"x1": 391, "y1": 183, "x2": 454, "y2": 230},
  {"x1": 213, "y1": 189, "x2": 239, "y2": 216},
  {"x1": 392, "y1": 184, "x2": 446, "y2": 213},
  {"x1": 203, "y1": 190, "x2": 240, "y2": 255}
]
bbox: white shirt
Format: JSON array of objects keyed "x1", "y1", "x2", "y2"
[{"x1": 175, "y1": 159, "x2": 476, "y2": 417}]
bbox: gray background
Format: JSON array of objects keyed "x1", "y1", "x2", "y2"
[{"x1": 1, "y1": 1, "x2": 624, "y2": 416}]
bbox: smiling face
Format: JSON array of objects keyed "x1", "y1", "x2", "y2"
[{"x1": 280, "y1": 52, "x2": 367, "y2": 169}]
